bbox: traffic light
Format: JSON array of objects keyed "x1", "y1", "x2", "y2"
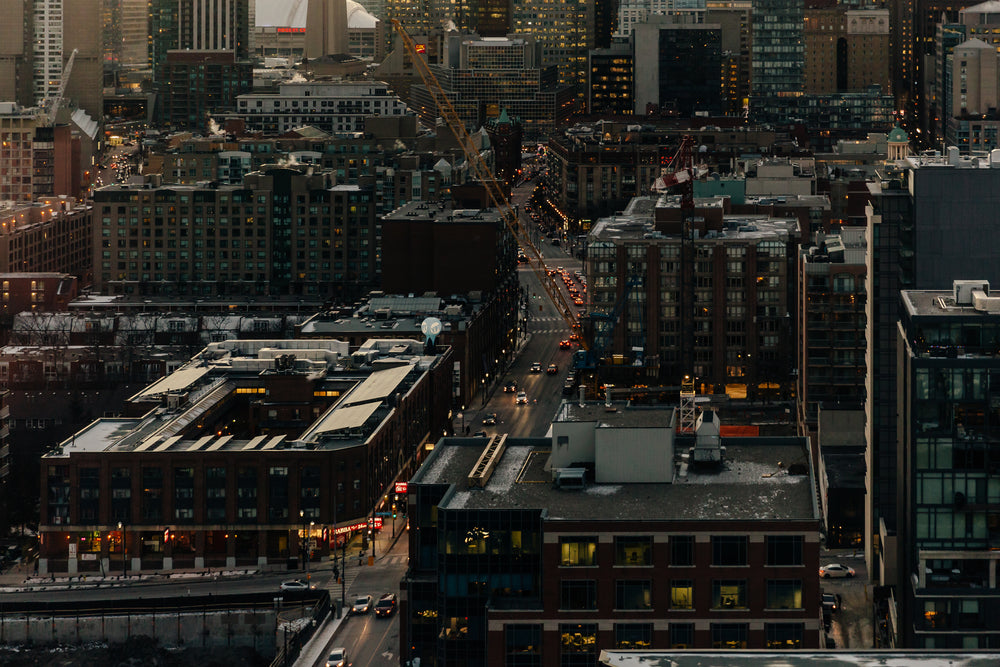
[{"x1": 392, "y1": 503, "x2": 397, "y2": 519}]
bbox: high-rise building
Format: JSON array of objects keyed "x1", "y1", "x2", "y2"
[
  {"x1": 706, "y1": 0, "x2": 752, "y2": 117},
  {"x1": 152, "y1": 0, "x2": 252, "y2": 128},
  {"x1": 0, "y1": 0, "x2": 34, "y2": 109},
  {"x1": 511, "y1": 0, "x2": 595, "y2": 107},
  {"x1": 751, "y1": 0, "x2": 803, "y2": 98},
  {"x1": 587, "y1": 41, "x2": 633, "y2": 115},
  {"x1": 633, "y1": 16, "x2": 723, "y2": 116},
  {"x1": 305, "y1": 0, "x2": 349, "y2": 58},
  {"x1": 865, "y1": 150, "x2": 1000, "y2": 605},
  {"x1": 804, "y1": 4, "x2": 890, "y2": 94},
  {"x1": 409, "y1": 33, "x2": 576, "y2": 139},
  {"x1": 895, "y1": 281, "x2": 1000, "y2": 647}
]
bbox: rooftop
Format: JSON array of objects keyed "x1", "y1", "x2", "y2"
[
  {"x1": 382, "y1": 202, "x2": 506, "y2": 224},
  {"x1": 414, "y1": 435, "x2": 816, "y2": 522},
  {"x1": 44, "y1": 338, "x2": 442, "y2": 458}
]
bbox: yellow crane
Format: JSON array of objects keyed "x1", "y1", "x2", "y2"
[{"x1": 390, "y1": 20, "x2": 584, "y2": 344}]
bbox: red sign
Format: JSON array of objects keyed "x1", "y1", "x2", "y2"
[
  {"x1": 415, "y1": 43, "x2": 426, "y2": 54},
  {"x1": 395, "y1": 481, "x2": 408, "y2": 494},
  {"x1": 276, "y1": 27, "x2": 306, "y2": 33}
]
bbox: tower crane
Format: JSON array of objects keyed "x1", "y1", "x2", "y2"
[
  {"x1": 390, "y1": 20, "x2": 583, "y2": 343},
  {"x1": 46, "y1": 48, "x2": 78, "y2": 126}
]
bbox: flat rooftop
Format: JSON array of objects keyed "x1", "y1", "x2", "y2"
[
  {"x1": 555, "y1": 402, "x2": 674, "y2": 428},
  {"x1": 415, "y1": 436, "x2": 816, "y2": 522}
]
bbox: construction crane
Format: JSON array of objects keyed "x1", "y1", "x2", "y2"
[
  {"x1": 46, "y1": 48, "x2": 78, "y2": 126},
  {"x1": 390, "y1": 20, "x2": 583, "y2": 342}
]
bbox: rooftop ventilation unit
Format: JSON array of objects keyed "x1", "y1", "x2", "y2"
[
  {"x1": 553, "y1": 467, "x2": 586, "y2": 490},
  {"x1": 691, "y1": 410, "x2": 724, "y2": 464}
]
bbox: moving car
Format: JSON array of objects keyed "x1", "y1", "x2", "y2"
[
  {"x1": 516, "y1": 391, "x2": 528, "y2": 405},
  {"x1": 819, "y1": 563, "x2": 855, "y2": 578},
  {"x1": 504, "y1": 380, "x2": 518, "y2": 392},
  {"x1": 473, "y1": 430, "x2": 488, "y2": 437},
  {"x1": 559, "y1": 340, "x2": 572, "y2": 349},
  {"x1": 482, "y1": 413, "x2": 497, "y2": 426},
  {"x1": 374, "y1": 593, "x2": 397, "y2": 617},
  {"x1": 547, "y1": 363, "x2": 559, "y2": 375},
  {"x1": 352, "y1": 594, "x2": 373, "y2": 615},
  {"x1": 279, "y1": 579, "x2": 313, "y2": 591},
  {"x1": 530, "y1": 362, "x2": 542, "y2": 373},
  {"x1": 326, "y1": 647, "x2": 348, "y2": 667}
]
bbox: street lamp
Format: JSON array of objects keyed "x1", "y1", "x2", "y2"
[{"x1": 117, "y1": 521, "x2": 127, "y2": 579}]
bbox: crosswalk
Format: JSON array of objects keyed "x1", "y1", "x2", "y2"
[
  {"x1": 320, "y1": 554, "x2": 409, "y2": 595},
  {"x1": 529, "y1": 316, "x2": 571, "y2": 335}
]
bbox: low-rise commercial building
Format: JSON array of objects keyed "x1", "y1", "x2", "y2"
[
  {"x1": 38, "y1": 336, "x2": 452, "y2": 575},
  {"x1": 401, "y1": 401, "x2": 822, "y2": 664}
]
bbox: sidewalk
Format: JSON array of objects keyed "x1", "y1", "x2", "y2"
[
  {"x1": 0, "y1": 515, "x2": 409, "y2": 594},
  {"x1": 293, "y1": 516, "x2": 409, "y2": 667}
]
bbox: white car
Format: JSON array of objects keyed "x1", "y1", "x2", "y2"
[
  {"x1": 516, "y1": 391, "x2": 528, "y2": 405},
  {"x1": 819, "y1": 563, "x2": 856, "y2": 578},
  {"x1": 279, "y1": 579, "x2": 312, "y2": 591},
  {"x1": 326, "y1": 647, "x2": 348, "y2": 667},
  {"x1": 352, "y1": 594, "x2": 373, "y2": 615}
]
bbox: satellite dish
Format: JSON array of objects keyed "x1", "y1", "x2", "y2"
[{"x1": 420, "y1": 316, "x2": 443, "y2": 345}]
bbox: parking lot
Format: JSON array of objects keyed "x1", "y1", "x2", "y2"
[{"x1": 821, "y1": 549, "x2": 873, "y2": 649}]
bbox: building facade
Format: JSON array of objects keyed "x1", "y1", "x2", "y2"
[
  {"x1": 38, "y1": 337, "x2": 452, "y2": 575},
  {"x1": 896, "y1": 282, "x2": 1000, "y2": 647},
  {"x1": 235, "y1": 81, "x2": 411, "y2": 136},
  {"x1": 92, "y1": 165, "x2": 379, "y2": 299},
  {"x1": 0, "y1": 197, "x2": 91, "y2": 278},
  {"x1": 797, "y1": 228, "x2": 866, "y2": 435},
  {"x1": 633, "y1": 17, "x2": 724, "y2": 117},
  {"x1": 402, "y1": 404, "x2": 823, "y2": 665}
]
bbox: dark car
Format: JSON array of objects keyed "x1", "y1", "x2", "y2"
[
  {"x1": 374, "y1": 593, "x2": 397, "y2": 617},
  {"x1": 504, "y1": 380, "x2": 518, "y2": 392},
  {"x1": 546, "y1": 363, "x2": 558, "y2": 375},
  {"x1": 482, "y1": 413, "x2": 497, "y2": 426},
  {"x1": 822, "y1": 592, "x2": 842, "y2": 613}
]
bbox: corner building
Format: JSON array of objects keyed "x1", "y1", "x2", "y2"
[{"x1": 401, "y1": 402, "x2": 823, "y2": 665}]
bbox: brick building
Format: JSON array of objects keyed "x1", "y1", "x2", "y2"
[
  {"x1": 401, "y1": 402, "x2": 823, "y2": 665},
  {"x1": 37, "y1": 337, "x2": 452, "y2": 575}
]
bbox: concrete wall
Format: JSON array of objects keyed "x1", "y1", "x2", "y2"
[{"x1": 0, "y1": 609, "x2": 276, "y2": 653}]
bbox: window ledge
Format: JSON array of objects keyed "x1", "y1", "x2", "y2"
[{"x1": 613, "y1": 608, "x2": 655, "y2": 612}]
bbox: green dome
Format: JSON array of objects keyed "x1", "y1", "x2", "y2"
[{"x1": 888, "y1": 126, "x2": 909, "y2": 143}]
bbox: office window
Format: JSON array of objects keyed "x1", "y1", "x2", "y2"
[
  {"x1": 766, "y1": 623, "x2": 803, "y2": 649},
  {"x1": 711, "y1": 580, "x2": 747, "y2": 609},
  {"x1": 560, "y1": 624, "x2": 597, "y2": 667},
  {"x1": 560, "y1": 580, "x2": 597, "y2": 610},
  {"x1": 766, "y1": 580, "x2": 803, "y2": 609},
  {"x1": 560, "y1": 536, "x2": 597, "y2": 566},
  {"x1": 671, "y1": 535, "x2": 694, "y2": 566},
  {"x1": 670, "y1": 623, "x2": 694, "y2": 648},
  {"x1": 712, "y1": 535, "x2": 748, "y2": 566},
  {"x1": 766, "y1": 535, "x2": 803, "y2": 566},
  {"x1": 506, "y1": 624, "x2": 541, "y2": 667},
  {"x1": 671, "y1": 579, "x2": 694, "y2": 609},
  {"x1": 615, "y1": 623, "x2": 652, "y2": 649},
  {"x1": 711, "y1": 623, "x2": 748, "y2": 648},
  {"x1": 615, "y1": 536, "x2": 652, "y2": 565},
  {"x1": 616, "y1": 580, "x2": 652, "y2": 609}
]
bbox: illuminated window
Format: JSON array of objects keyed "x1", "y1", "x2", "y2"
[
  {"x1": 711, "y1": 623, "x2": 748, "y2": 649},
  {"x1": 711, "y1": 580, "x2": 747, "y2": 609},
  {"x1": 559, "y1": 623, "x2": 596, "y2": 665},
  {"x1": 560, "y1": 536, "x2": 597, "y2": 566},
  {"x1": 615, "y1": 536, "x2": 652, "y2": 565},
  {"x1": 615, "y1": 623, "x2": 652, "y2": 649},
  {"x1": 671, "y1": 580, "x2": 694, "y2": 609},
  {"x1": 765, "y1": 623, "x2": 803, "y2": 648}
]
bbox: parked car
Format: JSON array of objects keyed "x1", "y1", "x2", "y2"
[
  {"x1": 352, "y1": 594, "x2": 373, "y2": 615},
  {"x1": 374, "y1": 593, "x2": 397, "y2": 617},
  {"x1": 280, "y1": 579, "x2": 313, "y2": 591},
  {"x1": 822, "y1": 592, "x2": 841, "y2": 613},
  {"x1": 473, "y1": 430, "x2": 489, "y2": 437},
  {"x1": 326, "y1": 647, "x2": 348, "y2": 667},
  {"x1": 516, "y1": 391, "x2": 528, "y2": 405},
  {"x1": 819, "y1": 563, "x2": 855, "y2": 578},
  {"x1": 482, "y1": 413, "x2": 497, "y2": 425}
]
